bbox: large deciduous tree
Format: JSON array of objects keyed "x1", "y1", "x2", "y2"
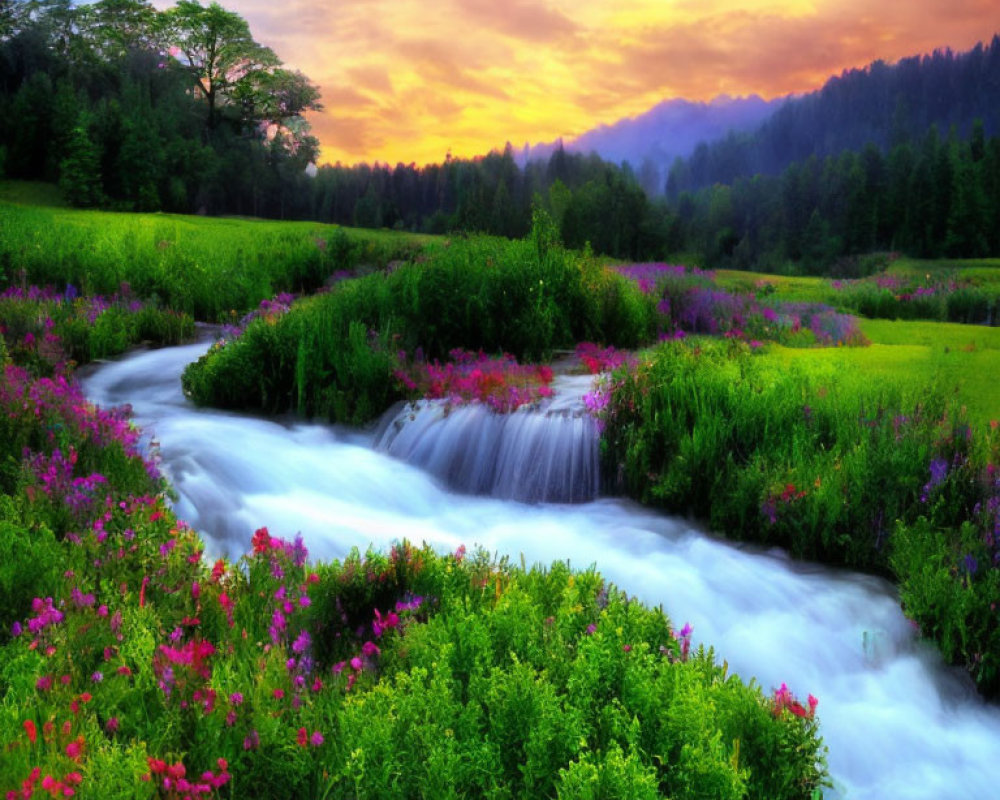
[{"x1": 158, "y1": 0, "x2": 318, "y2": 133}]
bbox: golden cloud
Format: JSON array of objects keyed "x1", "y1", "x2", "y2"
[{"x1": 174, "y1": 0, "x2": 1000, "y2": 165}]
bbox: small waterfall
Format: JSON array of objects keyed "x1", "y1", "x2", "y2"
[{"x1": 374, "y1": 374, "x2": 600, "y2": 503}]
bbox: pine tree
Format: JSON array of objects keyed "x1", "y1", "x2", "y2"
[{"x1": 58, "y1": 120, "x2": 104, "y2": 207}]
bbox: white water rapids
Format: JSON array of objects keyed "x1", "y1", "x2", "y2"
[{"x1": 82, "y1": 339, "x2": 1000, "y2": 799}]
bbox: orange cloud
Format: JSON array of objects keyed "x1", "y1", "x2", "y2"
[{"x1": 179, "y1": 0, "x2": 1000, "y2": 166}]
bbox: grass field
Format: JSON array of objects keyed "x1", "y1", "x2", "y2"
[
  {"x1": 0, "y1": 183, "x2": 432, "y2": 320},
  {"x1": 714, "y1": 269, "x2": 831, "y2": 304},
  {"x1": 3, "y1": 181, "x2": 997, "y2": 427},
  {"x1": 761, "y1": 319, "x2": 1000, "y2": 426},
  {"x1": 889, "y1": 255, "x2": 1000, "y2": 284}
]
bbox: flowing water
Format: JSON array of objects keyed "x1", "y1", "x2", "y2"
[{"x1": 82, "y1": 338, "x2": 1000, "y2": 800}]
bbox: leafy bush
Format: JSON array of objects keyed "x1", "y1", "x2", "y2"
[
  {"x1": 893, "y1": 518, "x2": 1000, "y2": 695},
  {"x1": 831, "y1": 271, "x2": 998, "y2": 325},
  {"x1": 0, "y1": 514, "x2": 62, "y2": 646},
  {"x1": 615, "y1": 263, "x2": 868, "y2": 347}
]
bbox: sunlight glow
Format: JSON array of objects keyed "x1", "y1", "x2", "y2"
[{"x1": 185, "y1": 0, "x2": 1000, "y2": 165}]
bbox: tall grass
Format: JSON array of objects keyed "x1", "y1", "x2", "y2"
[
  {"x1": 600, "y1": 337, "x2": 1000, "y2": 694},
  {"x1": 183, "y1": 233, "x2": 656, "y2": 423},
  {"x1": 0, "y1": 201, "x2": 429, "y2": 320},
  {"x1": 601, "y1": 339, "x2": 953, "y2": 568}
]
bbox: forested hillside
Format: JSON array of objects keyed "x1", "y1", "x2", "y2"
[
  {"x1": 667, "y1": 36, "x2": 1000, "y2": 195},
  {"x1": 670, "y1": 121, "x2": 1000, "y2": 270}
]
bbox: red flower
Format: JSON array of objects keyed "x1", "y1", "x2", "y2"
[
  {"x1": 296, "y1": 727, "x2": 308, "y2": 747},
  {"x1": 252, "y1": 527, "x2": 272, "y2": 554},
  {"x1": 66, "y1": 735, "x2": 85, "y2": 760},
  {"x1": 23, "y1": 719, "x2": 36, "y2": 744}
]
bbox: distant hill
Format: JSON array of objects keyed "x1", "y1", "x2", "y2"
[
  {"x1": 668, "y1": 34, "x2": 1000, "y2": 195},
  {"x1": 514, "y1": 95, "x2": 780, "y2": 194}
]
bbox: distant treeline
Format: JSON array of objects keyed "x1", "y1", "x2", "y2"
[
  {"x1": 313, "y1": 121, "x2": 1000, "y2": 271},
  {"x1": 667, "y1": 36, "x2": 1000, "y2": 196},
  {"x1": 310, "y1": 146, "x2": 662, "y2": 260},
  {"x1": 674, "y1": 122, "x2": 1000, "y2": 270}
]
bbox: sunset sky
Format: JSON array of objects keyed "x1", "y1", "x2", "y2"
[{"x1": 189, "y1": 0, "x2": 1000, "y2": 166}]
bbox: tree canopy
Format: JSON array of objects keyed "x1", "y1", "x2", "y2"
[{"x1": 0, "y1": 0, "x2": 321, "y2": 214}]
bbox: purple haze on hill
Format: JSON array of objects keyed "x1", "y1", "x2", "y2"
[{"x1": 516, "y1": 94, "x2": 780, "y2": 194}]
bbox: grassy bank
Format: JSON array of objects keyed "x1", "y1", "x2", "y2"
[
  {"x1": 0, "y1": 193, "x2": 429, "y2": 320},
  {"x1": 182, "y1": 221, "x2": 656, "y2": 423},
  {"x1": 600, "y1": 336, "x2": 1000, "y2": 694},
  {"x1": 717, "y1": 259, "x2": 1000, "y2": 326}
]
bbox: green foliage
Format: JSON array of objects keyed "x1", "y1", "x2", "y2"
[
  {"x1": 0, "y1": 0, "x2": 320, "y2": 216},
  {"x1": 893, "y1": 518, "x2": 1000, "y2": 695},
  {"x1": 184, "y1": 233, "x2": 655, "y2": 423},
  {"x1": 602, "y1": 339, "x2": 957, "y2": 567},
  {"x1": 58, "y1": 122, "x2": 104, "y2": 208},
  {"x1": 556, "y1": 744, "x2": 662, "y2": 800},
  {"x1": 0, "y1": 201, "x2": 427, "y2": 321},
  {"x1": 666, "y1": 117, "x2": 1000, "y2": 271},
  {"x1": 0, "y1": 514, "x2": 62, "y2": 646},
  {"x1": 603, "y1": 336, "x2": 1000, "y2": 695},
  {"x1": 0, "y1": 288, "x2": 195, "y2": 377}
]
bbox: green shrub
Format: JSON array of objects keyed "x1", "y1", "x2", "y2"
[
  {"x1": 601, "y1": 338, "x2": 957, "y2": 568},
  {"x1": 893, "y1": 518, "x2": 1000, "y2": 696},
  {"x1": 555, "y1": 744, "x2": 662, "y2": 800},
  {"x1": 0, "y1": 515, "x2": 62, "y2": 645},
  {"x1": 184, "y1": 232, "x2": 655, "y2": 423}
]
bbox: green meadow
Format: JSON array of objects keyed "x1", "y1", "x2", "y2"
[
  {"x1": 0, "y1": 186, "x2": 430, "y2": 321},
  {"x1": 769, "y1": 319, "x2": 1000, "y2": 427}
]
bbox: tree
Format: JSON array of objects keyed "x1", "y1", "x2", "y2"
[
  {"x1": 0, "y1": 0, "x2": 17, "y2": 40},
  {"x1": 76, "y1": 0, "x2": 159, "y2": 60},
  {"x1": 59, "y1": 118, "x2": 104, "y2": 207},
  {"x1": 159, "y1": 0, "x2": 279, "y2": 130}
]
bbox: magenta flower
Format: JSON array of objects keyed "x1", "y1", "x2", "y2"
[
  {"x1": 292, "y1": 630, "x2": 311, "y2": 654},
  {"x1": 310, "y1": 731, "x2": 324, "y2": 747}
]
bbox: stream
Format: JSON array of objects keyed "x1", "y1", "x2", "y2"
[{"x1": 82, "y1": 338, "x2": 1000, "y2": 800}]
